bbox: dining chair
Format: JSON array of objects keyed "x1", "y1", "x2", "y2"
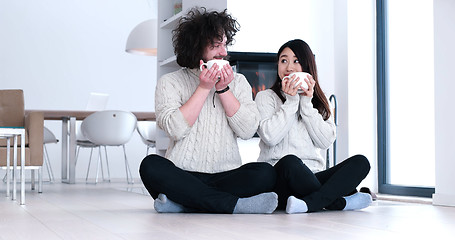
[
  {"x1": 0, "y1": 89, "x2": 44, "y2": 193},
  {"x1": 136, "y1": 121, "x2": 156, "y2": 155},
  {"x1": 75, "y1": 92, "x2": 109, "y2": 174},
  {"x1": 75, "y1": 121, "x2": 99, "y2": 165},
  {"x1": 81, "y1": 110, "x2": 137, "y2": 184},
  {"x1": 43, "y1": 126, "x2": 58, "y2": 182}
]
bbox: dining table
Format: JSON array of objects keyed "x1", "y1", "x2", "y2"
[{"x1": 26, "y1": 110, "x2": 155, "y2": 184}]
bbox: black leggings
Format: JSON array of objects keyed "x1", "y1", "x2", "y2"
[
  {"x1": 274, "y1": 154, "x2": 370, "y2": 212},
  {"x1": 139, "y1": 154, "x2": 276, "y2": 213}
]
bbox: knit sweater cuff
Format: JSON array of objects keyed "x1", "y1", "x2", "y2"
[
  {"x1": 284, "y1": 92, "x2": 300, "y2": 103},
  {"x1": 299, "y1": 95, "x2": 315, "y2": 115},
  {"x1": 161, "y1": 107, "x2": 191, "y2": 140},
  {"x1": 228, "y1": 103, "x2": 258, "y2": 139}
]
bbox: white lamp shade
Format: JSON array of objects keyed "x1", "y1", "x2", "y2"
[{"x1": 125, "y1": 19, "x2": 157, "y2": 56}]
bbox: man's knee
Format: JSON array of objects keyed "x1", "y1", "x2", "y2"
[
  {"x1": 244, "y1": 162, "x2": 276, "y2": 191},
  {"x1": 139, "y1": 154, "x2": 172, "y2": 179},
  {"x1": 275, "y1": 154, "x2": 305, "y2": 172},
  {"x1": 277, "y1": 154, "x2": 303, "y2": 167}
]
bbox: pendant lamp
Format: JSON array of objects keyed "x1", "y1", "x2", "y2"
[{"x1": 125, "y1": 19, "x2": 157, "y2": 56}]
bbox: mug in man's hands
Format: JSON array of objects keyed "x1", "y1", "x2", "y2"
[
  {"x1": 200, "y1": 59, "x2": 230, "y2": 71},
  {"x1": 282, "y1": 72, "x2": 311, "y2": 92}
]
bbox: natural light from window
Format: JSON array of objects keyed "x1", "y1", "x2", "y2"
[{"x1": 387, "y1": 0, "x2": 435, "y2": 187}]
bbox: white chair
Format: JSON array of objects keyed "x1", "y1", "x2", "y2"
[
  {"x1": 81, "y1": 110, "x2": 137, "y2": 184},
  {"x1": 75, "y1": 92, "x2": 109, "y2": 172},
  {"x1": 136, "y1": 121, "x2": 156, "y2": 155},
  {"x1": 43, "y1": 126, "x2": 58, "y2": 182},
  {"x1": 75, "y1": 121, "x2": 98, "y2": 165}
]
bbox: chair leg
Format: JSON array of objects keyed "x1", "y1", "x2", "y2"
[
  {"x1": 5, "y1": 138, "x2": 10, "y2": 196},
  {"x1": 38, "y1": 167, "x2": 43, "y2": 193},
  {"x1": 103, "y1": 146, "x2": 111, "y2": 182},
  {"x1": 85, "y1": 147, "x2": 95, "y2": 183},
  {"x1": 97, "y1": 146, "x2": 110, "y2": 182},
  {"x1": 43, "y1": 144, "x2": 55, "y2": 182},
  {"x1": 31, "y1": 170, "x2": 35, "y2": 190},
  {"x1": 95, "y1": 147, "x2": 103, "y2": 184},
  {"x1": 122, "y1": 145, "x2": 134, "y2": 184},
  {"x1": 75, "y1": 146, "x2": 81, "y2": 165},
  {"x1": 99, "y1": 147, "x2": 105, "y2": 181}
]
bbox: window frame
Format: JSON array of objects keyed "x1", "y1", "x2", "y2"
[{"x1": 376, "y1": 0, "x2": 435, "y2": 198}]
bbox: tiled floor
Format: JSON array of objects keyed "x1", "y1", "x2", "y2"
[{"x1": 1, "y1": 180, "x2": 454, "y2": 240}]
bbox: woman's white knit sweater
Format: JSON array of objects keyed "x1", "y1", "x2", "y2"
[
  {"x1": 155, "y1": 68, "x2": 260, "y2": 173},
  {"x1": 255, "y1": 89, "x2": 336, "y2": 172}
]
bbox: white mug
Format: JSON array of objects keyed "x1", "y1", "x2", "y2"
[
  {"x1": 282, "y1": 72, "x2": 311, "y2": 92},
  {"x1": 200, "y1": 59, "x2": 230, "y2": 71}
]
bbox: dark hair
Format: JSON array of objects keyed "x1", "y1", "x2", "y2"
[
  {"x1": 172, "y1": 7, "x2": 240, "y2": 68},
  {"x1": 270, "y1": 39, "x2": 331, "y2": 120}
]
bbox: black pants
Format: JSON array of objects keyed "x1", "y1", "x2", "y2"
[
  {"x1": 139, "y1": 154, "x2": 276, "y2": 213},
  {"x1": 274, "y1": 154, "x2": 370, "y2": 212}
]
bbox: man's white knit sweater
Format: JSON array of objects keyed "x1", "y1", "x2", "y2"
[
  {"x1": 155, "y1": 68, "x2": 260, "y2": 173},
  {"x1": 255, "y1": 89, "x2": 336, "y2": 172}
]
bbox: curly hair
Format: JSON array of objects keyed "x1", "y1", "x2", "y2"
[
  {"x1": 172, "y1": 7, "x2": 240, "y2": 68},
  {"x1": 270, "y1": 39, "x2": 331, "y2": 121}
]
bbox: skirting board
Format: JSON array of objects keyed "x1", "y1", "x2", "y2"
[{"x1": 433, "y1": 193, "x2": 455, "y2": 207}]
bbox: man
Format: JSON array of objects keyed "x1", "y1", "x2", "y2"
[{"x1": 139, "y1": 7, "x2": 277, "y2": 214}]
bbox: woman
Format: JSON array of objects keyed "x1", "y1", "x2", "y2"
[{"x1": 256, "y1": 39, "x2": 372, "y2": 213}]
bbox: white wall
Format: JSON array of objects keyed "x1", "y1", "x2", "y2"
[
  {"x1": 333, "y1": 0, "x2": 350, "y2": 172},
  {"x1": 433, "y1": 0, "x2": 455, "y2": 207},
  {"x1": 346, "y1": 0, "x2": 377, "y2": 191},
  {"x1": 0, "y1": 0, "x2": 158, "y2": 181}
]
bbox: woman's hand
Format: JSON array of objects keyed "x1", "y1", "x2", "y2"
[
  {"x1": 215, "y1": 63, "x2": 234, "y2": 91},
  {"x1": 299, "y1": 74, "x2": 315, "y2": 98},
  {"x1": 199, "y1": 60, "x2": 219, "y2": 90},
  {"x1": 281, "y1": 75, "x2": 302, "y2": 96}
]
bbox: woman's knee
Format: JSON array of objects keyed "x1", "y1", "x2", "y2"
[
  {"x1": 275, "y1": 155, "x2": 320, "y2": 191},
  {"x1": 349, "y1": 154, "x2": 371, "y2": 175}
]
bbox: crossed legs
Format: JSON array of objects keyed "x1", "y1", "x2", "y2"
[
  {"x1": 274, "y1": 154, "x2": 371, "y2": 213},
  {"x1": 139, "y1": 154, "x2": 277, "y2": 213}
]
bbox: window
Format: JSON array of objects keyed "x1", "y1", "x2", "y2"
[{"x1": 377, "y1": 0, "x2": 435, "y2": 197}]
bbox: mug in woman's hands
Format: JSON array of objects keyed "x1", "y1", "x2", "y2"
[{"x1": 282, "y1": 72, "x2": 311, "y2": 92}]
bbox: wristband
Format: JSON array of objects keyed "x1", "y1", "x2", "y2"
[
  {"x1": 212, "y1": 86, "x2": 230, "y2": 108},
  {"x1": 215, "y1": 86, "x2": 230, "y2": 94}
]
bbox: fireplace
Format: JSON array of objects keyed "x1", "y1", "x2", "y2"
[{"x1": 228, "y1": 51, "x2": 277, "y2": 99}]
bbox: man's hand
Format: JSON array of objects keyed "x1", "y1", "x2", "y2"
[
  {"x1": 215, "y1": 63, "x2": 234, "y2": 91},
  {"x1": 199, "y1": 60, "x2": 220, "y2": 90}
]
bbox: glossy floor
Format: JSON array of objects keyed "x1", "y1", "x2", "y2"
[{"x1": 2, "y1": 180, "x2": 454, "y2": 240}]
